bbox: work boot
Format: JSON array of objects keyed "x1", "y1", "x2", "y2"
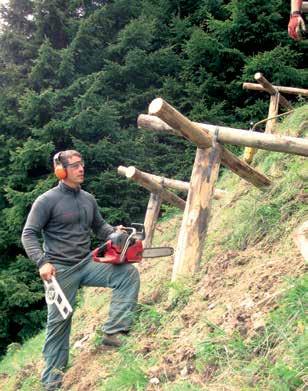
[{"x1": 101, "y1": 332, "x2": 124, "y2": 347}]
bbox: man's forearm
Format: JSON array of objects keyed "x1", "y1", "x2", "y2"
[{"x1": 291, "y1": 0, "x2": 303, "y2": 13}]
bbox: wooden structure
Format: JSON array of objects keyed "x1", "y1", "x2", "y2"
[
  {"x1": 242, "y1": 73, "x2": 308, "y2": 163},
  {"x1": 138, "y1": 114, "x2": 308, "y2": 157},
  {"x1": 148, "y1": 99, "x2": 272, "y2": 189},
  {"x1": 134, "y1": 92, "x2": 307, "y2": 281},
  {"x1": 116, "y1": 74, "x2": 307, "y2": 282},
  {"x1": 118, "y1": 165, "x2": 226, "y2": 248}
]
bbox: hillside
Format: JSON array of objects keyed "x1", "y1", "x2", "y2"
[{"x1": 0, "y1": 105, "x2": 307, "y2": 390}]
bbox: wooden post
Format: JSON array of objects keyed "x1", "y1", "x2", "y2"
[
  {"x1": 148, "y1": 98, "x2": 272, "y2": 189},
  {"x1": 143, "y1": 193, "x2": 162, "y2": 248},
  {"x1": 172, "y1": 147, "x2": 221, "y2": 281},
  {"x1": 138, "y1": 114, "x2": 308, "y2": 157},
  {"x1": 265, "y1": 93, "x2": 280, "y2": 134},
  {"x1": 117, "y1": 166, "x2": 186, "y2": 210},
  {"x1": 254, "y1": 73, "x2": 292, "y2": 110}
]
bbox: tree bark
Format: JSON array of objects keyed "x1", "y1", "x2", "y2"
[
  {"x1": 138, "y1": 114, "x2": 308, "y2": 157},
  {"x1": 265, "y1": 93, "x2": 280, "y2": 134},
  {"x1": 172, "y1": 147, "x2": 221, "y2": 281},
  {"x1": 118, "y1": 165, "x2": 226, "y2": 199},
  {"x1": 143, "y1": 193, "x2": 162, "y2": 248},
  {"x1": 148, "y1": 99, "x2": 272, "y2": 188}
]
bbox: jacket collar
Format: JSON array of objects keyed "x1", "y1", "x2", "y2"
[{"x1": 58, "y1": 181, "x2": 81, "y2": 194}]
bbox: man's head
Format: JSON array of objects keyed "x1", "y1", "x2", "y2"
[{"x1": 53, "y1": 150, "x2": 85, "y2": 188}]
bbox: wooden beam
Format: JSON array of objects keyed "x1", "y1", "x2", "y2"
[
  {"x1": 243, "y1": 82, "x2": 308, "y2": 97},
  {"x1": 254, "y1": 73, "x2": 293, "y2": 110},
  {"x1": 143, "y1": 193, "x2": 162, "y2": 248},
  {"x1": 138, "y1": 114, "x2": 308, "y2": 157},
  {"x1": 147, "y1": 99, "x2": 272, "y2": 188},
  {"x1": 172, "y1": 147, "x2": 221, "y2": 280},
  {"x1": 118, "y1": 165, "x2": 226, "y2": 200},
  {"x1": 117, "y1": 166, "x2": 186, "y2": 210}
]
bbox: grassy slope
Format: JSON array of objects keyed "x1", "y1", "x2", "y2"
[{"x1": 0, "y1": 105, "x2": 307, "y2": 391}]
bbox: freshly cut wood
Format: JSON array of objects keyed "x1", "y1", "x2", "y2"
[
  {"x1": 118, "y1": 165, "x2": 226, "y2": 199},
  {"x1": 172, "y1": 147, "x2": 221, "y2": 280},
  {"x1": 243, "y1": 82, "x2": 308, "y2": 97},
  {"x1": 143, "y1": 193, "x2": 162, "y2": 248},
  {"x1": 254, "y1": 73, "x2": 292, "y2": 110},
  {"x1": 147, "y1": 99, "x2": 272, "y2": 188},
  {"x1": 117, "y1": 166, "x2": 186, "y2": 210},
  {"x1": 138, "y1": 114, "x2": 308, "y2": 157},
  {"x1": 148, "y1": 98, "x2": 212, "y2": 148},
  {"x1": 265, "y1": 93, "x2": 279, "y2": 134}
]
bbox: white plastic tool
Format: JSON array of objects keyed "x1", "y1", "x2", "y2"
[{"x1": 44, "y1": 276, "x2": 73, "y2": 320}]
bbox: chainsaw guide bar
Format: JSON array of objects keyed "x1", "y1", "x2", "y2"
[{"x1": 142, "y1": 247, "x2": 174, "y2": 258}]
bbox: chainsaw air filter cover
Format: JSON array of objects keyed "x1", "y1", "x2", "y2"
[{"x1": 108, "y1": 231, "x2": 130, "y2": 251}]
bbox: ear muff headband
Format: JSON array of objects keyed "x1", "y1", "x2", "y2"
[{"x1": 53, "y1": 152, "x2": 67, "y2": 180}]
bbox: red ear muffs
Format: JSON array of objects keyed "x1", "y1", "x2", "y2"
[{"x1": 53, "y1": 152, "x2": 67, "y2": 180}]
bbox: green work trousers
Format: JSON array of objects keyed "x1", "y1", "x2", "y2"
[{"x1": 41, "y1": 257, "x2": 140, "y2": 390}]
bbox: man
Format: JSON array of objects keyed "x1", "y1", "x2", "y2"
[
  {"x1": 22, "y1": 150, "x2": 140, "y2": 391},
  {"x1": 288, "y1": 0, "x2": 306, "y2": 40}
]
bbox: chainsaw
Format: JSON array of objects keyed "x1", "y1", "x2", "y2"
[{"x1": 92, "y1": 223, "x2": 174, "y2": 264}]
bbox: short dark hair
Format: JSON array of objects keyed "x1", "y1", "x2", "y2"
[{"x1": 59, "y1": 150, "x2": 82, "y2": 167}]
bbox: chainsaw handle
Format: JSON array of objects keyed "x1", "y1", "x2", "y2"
[{"x1": 131, "y1": 223, "x2": 145, "y2": 240}]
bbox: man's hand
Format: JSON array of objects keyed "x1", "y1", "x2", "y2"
[
  {"x1": 115, "y1": 225, "x2": 126, "y2": 232},
  {"x1": 39, "y1": 263, "x2": 56, "y2": 281},
  {"x1": 288, "y1": 13, "x2": 306, "y2": 40}
]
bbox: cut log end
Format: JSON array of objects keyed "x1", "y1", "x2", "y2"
[
  {"x1": 126, "y1": 166, "x2": 137, "y2": 179},
  {"x1": 149, "y1": 98, "x2": 164, "y2": 115},
  {"x1": 254, "y1": 72, "x2": 262, "y2": 81},
  {"x1": 117, "y1": 165, "x2": 127, "y2": 176}
]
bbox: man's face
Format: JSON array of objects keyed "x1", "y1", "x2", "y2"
[{"x1": 65, "y1": 155, "x2": 85, "y2": 186}]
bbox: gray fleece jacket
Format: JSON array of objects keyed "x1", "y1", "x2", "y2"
[{"x1": 21, "y1": 181, "x2": 114, "y2": 268}]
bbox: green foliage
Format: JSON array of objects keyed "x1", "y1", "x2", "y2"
[{"x1": 0, "y1": 257, "x2": 46, "y2": 356}]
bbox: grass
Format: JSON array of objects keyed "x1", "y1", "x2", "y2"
[
  {"x1": 206, "y1": 152, "x2": 307, "y2": 252},
  {"x1": 194, "y1": 276, "x2": 307, "y2": 390},
  {"x1": 99, "y1": 347, "x2": 148, "y2": 390},
  {"x1": 0, "y1": 332, "x2": 44, "y2": 376}
]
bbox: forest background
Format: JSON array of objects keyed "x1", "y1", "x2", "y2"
[{"x1": 0, "y1": 0, "x2": 306, "y2": 357}]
